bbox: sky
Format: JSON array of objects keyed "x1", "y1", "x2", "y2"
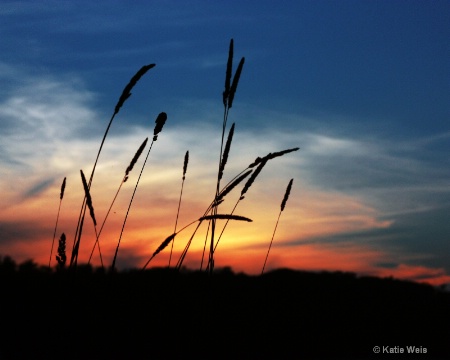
[{"x1": 0, "y1": 0, "x2": 449, "y2": 286}]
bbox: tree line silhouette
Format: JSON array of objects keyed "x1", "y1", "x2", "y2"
[{"x1": 1, "y1": 256, "x2": 449, "y2": 359}]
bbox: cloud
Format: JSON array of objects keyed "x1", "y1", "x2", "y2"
[
  {"x1": 0, "y1": 220, "x2": 47, "y2": 246},
  {"x1": 0, "y1": 75, "x2": 98, "y2": 165},
  {"x1": 21, "y1": 178, "x2": 55, "y2": 201}
]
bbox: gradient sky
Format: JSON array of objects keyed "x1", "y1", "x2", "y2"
[{"x1": 1, "y1": 0, "x2": 449, "y2": 285}]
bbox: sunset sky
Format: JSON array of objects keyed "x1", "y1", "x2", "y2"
[{"x1": 1, "y1": 1, "x2": 449, "y2": 285}]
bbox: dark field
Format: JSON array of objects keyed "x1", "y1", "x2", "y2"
[{"x1": 1, "y1": 260, "x2": 449, "y2": 360}]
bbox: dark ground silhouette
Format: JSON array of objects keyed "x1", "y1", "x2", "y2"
[{"x1": 0, "y1": 257, "x2": 449, "y2": 359}]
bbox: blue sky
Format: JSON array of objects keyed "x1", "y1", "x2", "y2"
[{"x1": 0, "y1": 1, "x2": 449, "y2": 284}]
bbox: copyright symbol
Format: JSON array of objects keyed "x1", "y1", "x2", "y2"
[{"x1": 373, "y1": 346, "x2": 380, "y2": 354}]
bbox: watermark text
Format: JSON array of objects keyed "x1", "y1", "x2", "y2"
[{"x1": 373, "y1": 345, "x2": 427, "y2": 354}]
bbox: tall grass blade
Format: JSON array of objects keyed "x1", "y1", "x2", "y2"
[
  {"x1": 70, "y1": 64, "x2": 155, "y2": 268},
  {"x1": 228, "y1": 57, "x2": 245, "y2": 109},
  {"x1": 169, "y1": 150, "x2": 189, "y2": 267},
  {"x1": 143, "y1": 233, "x2": 176, "y2": 270},
  {"x1": 60, "y1": 177, "x2": 66, "y2": 200},
  {"x1": 56, "y1": 232, "x2": 66, "y2": 270},
  {"x1": 88, "y1": 138, "x2": 148, "y2": 264},
  {"x1": 248, "y1": 147, "x2": 300, "y2": 168},
  {"x1": 80, "y1": 170, "x2": 97, "y2": 227},
  {"x1": 112, "y1": 112, "x2": 168, "y2": 270},
  {"x1": 176, "y1": 222, "x2": 202, "y2": 270},
  {"x1": 214, "y1": 149, "x2": 298, "y2": 254},
  {"x1": 241, "y1": 159, "x2": 268, "y2": 198},
  {"x1": 215, "y1": 169, "x2": 252, "y2": 205},
  {"x1": 210, "y1": 41, "x2": 245, "y2": 274},
  {"x1": 80, "y1": 169, "x2": 103, "y2": 268},
  {"x1": 223, "y1": 39, "x2": 233, "y2": 107},
  {"x1": 183, "y1": 150, "x2": 189, "y2": 180},
  {"x1": 218, "y1": 123, "x2": 235, "y2": 181},
  {"x1": 153, "y1": 112, "x2": 167, "y2": 141},
  {"x1": 114, "y1": 64, "x2": 156, "y2": 115},
  {"x1": 261, "y1": 178, "x2": 294, "y2": 275},
  {"x1": 199, "y1": 214, "x2": 252, "y2": 222},
  {"x1": 281, "y1": 178, "x2": 293, "y2": 212},
  {"x1": 125, "y1": 137, "x2": 148, "y2": 182},
  {"x1": 49, "y1": 177, "x2": 66, "y2": 268}
]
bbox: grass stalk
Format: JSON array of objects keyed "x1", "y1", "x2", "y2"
[
  {"x1": 261, "y1": 178, "x2": 293, "y2": 275},
  {"x1": 88, "y1": 138, "x2": 148, "y2": 265},
  {"x1": 208, "y1": 39, "x2": 245, "y2": 275},
  {"x1": 70, "y1": 64, "x2": 155, "y2": 268},
  {"x1": 140, "y1": 207, "x2": 252, "y2": 271},
  {"x1": 111, "y1": 112, "x2": 167, "y2": 271},
  {"x1": 80, "y1": 169, "x2": 103, "y2": 268},
  {"x1": 200, "y1": 170, "x2": 252, "y2": 270},
  {"x1": 49, "y1": 177, "x2": 66, "y2": 268},
  {"x1": 143, "y1": 233, "x2": 177, "y2": 270},
  {"x1": 175, "y1": 214, "x2": 252, "y2": 271},
  {"x1": 169, "y1": 150, "x2": 189, "y2": 267},
  {"x1": 212, "y1": 148, "x2": 300, "y2": 254},
  {"x1": 55, "y1": 232, "x2": 66, "y2": 270}
]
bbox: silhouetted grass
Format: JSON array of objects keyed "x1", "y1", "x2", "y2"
[
  {"x1": 55, "y1": 232, "x2": 66, "y2": 270},
  {"x1": 88, "y1": 137, "x2": 148, "y2": 265},
  {"x1": 112, "y1": 112, "x2": 167, "y2": 270},
  {"x1": 208, "y1": 39, "x2": 246, "y2": 275},
  {"x1": 212, "y1": 148, "x2": 299, "y2": 254},
  {"x1": 80, "y1": 169, "x2": 102, "y2": 268},
  {"x1": 169, "y1": 150, "x2": 189, "y2": 267},
  {"x1": 143, "y1": 213, "x2": 252, "y2": 270},
  {"x1": 55, "y1": 39, "x2": 299, "y2": 277},
  {"x1": 70, "y1": 64, "x2": 155, "y2": 268},
  {"x1": 261, "y1": 178, "x2": 293, "y2": 274},
  {"x1": 49, "y1": 177, "x2": 66, "y2": 268}
]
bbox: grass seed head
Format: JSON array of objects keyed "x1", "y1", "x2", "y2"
[
  {"x1": 153, "y1": 233, "x2": 176, "y2": 258},
  {"x1": 219, "y1": 123, "x2": 235, "y2": 181},
  {"x1": 60, "y1": 177, "x2": 66, "y2": 200},
  {"x1": 199, "y1": 214, "x2": 252, "y2": 222},
  {"x1": 125, "y1": 137, "x2": 148, "y2": 181},
  {"x1": 153, "y1": 112, "x2": 167, "y2": 141},
  {"x1": 216, "y1": 169, "x2": 252, "y2": 203},
  {"x1": 241, "y1": 159, "x2": 268, "y2": 197},
  {"x1": 228, "y1": 57, "x2": 245, "y2": 109},
  {"x1": 248, "y1": 147, "x2": 300, "y2": 168},
  {"x1": 183, "y1": 150, "x2": 189, "y2": 179},
  {"x1": 281, "y1": 178, "x2": 293, "y2": 212},
  {"x1": 114, "y1": 64, "x2": 156, "y2": 115},
  {"x1": 56, "y1": 232, "x2": 66, "y2": 268},
  {"x1": 223, "y1": 38, "x2": 234, "y2": 107},
  {"x1": 80, "y1": 169, "x2": 97, "y2": 227}
]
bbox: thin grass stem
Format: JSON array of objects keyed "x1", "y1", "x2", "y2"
[
  {"x1": 169, "y1": 151, "x2": 189, "y2": 267},
  {"x1": 88, "y1": 138, "x2": 148, "y2": 265},
  {"x1": 70, "y1": 65, "x2": 155, "y2": 268},
  {"x1": 49, "y1": 177, "x2": 66, "y2": 268},
  {"x1": 261, "y1": 211, "x2": 281, "y2": 275},
  {"x1": 111, "y1": 112, "x2": 167, "y2": 270},
  {"x1": 112, "y1": 139, "x2": 155, "y2": 270},
  {"x1": 261, "y1": 179, "x2": 293, "y2": 275}
]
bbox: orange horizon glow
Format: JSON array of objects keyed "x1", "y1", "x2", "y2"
[
  {"x1": 2, "y1": 164, "x2": 449, "y2": 288},
  {"x1": 0, "y1": 124, "x2": 448, "y2": 288}
]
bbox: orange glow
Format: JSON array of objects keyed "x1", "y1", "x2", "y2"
[
  {"x1": 369, "y1": 264, "x2": 450, "y2": 287},
  {"x1": 1, "y1": 135, "x2": 448, "y2": 288}
]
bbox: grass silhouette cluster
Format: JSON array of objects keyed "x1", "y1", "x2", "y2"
[{"x1": 49, "y1": 39, "x2": 298, "y2": 274}]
